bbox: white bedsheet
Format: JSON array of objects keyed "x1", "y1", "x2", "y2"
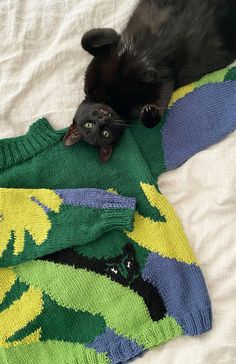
[{"x1": 0, "y1": 1, "x2": 235, "y2": 363}]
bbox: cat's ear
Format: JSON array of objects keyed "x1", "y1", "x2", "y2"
[
  {"x1": 63, "y1": 122, "x2": 81, "y2": 146},
  {"x1": 81, "y1": 28, "x2": 120, "y2": 56},
  {"x1": 99, "y1": 145, "x2": 113, "y2": 162}
]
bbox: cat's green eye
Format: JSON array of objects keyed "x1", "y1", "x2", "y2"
[
  {"x1": 103, "y1": 130, "x2": 110, "y2": 138},
  {"x1": 84, "y1": 122, "x2": 93, "y2": 129}
]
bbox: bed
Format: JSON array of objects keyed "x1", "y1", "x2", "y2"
[{"x1": 0, "y1": 1, "x2": 235, "y2": 363}]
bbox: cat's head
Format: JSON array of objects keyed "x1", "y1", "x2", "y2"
[
  {"x1": 63, "y1": 101, "x2": 126, "y2": 162},
  {"x1": 81, "y1": 28, "x2": 165, "y2": 119}
]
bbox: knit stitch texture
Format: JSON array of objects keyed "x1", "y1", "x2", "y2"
[
  {"x1": 0, "y1": 188, "x2": 135, "y2": 266},
  {"x1": 0, "y1": 67, "x2": 236, "y2": 364}
]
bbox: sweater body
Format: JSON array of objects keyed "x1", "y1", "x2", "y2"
[{"x1": 1, "y1": 67, "x2": 236, "y2": 363}]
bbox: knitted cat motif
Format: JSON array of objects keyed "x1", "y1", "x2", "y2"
[{"x1": 43, "y1": 243, "x2": 166, "y2": 321}]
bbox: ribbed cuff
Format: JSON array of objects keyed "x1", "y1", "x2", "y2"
[
  {"x1": 179, "y1": 306, "x2": 212, "y2": 336},
  {"x1": 137, "y1": 316, "x2": 183, "y2": 350},
  {"x1": 101, "y1": 207, "x2": 135, "y2": 232}
]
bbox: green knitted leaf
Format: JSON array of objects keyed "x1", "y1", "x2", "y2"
[
  {"x1": 224, "y1": 66, "x2": 236, "y2": 81},
  {"x1": 15, "y1": 260, "x2": 182, "y2": 348},
  {"x1": 195, "y1": 67, "x2": 229, "y2": 88},
  {"x1": 8, "y1": 292, "x2": 106, "y2": 345},
  {"x1": 0, "y1": 279, "x2": 28, "y2": 313}
]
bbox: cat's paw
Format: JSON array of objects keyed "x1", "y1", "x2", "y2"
[{"x1": 140, "y1": 105, "x2": 161, "y2": 128}]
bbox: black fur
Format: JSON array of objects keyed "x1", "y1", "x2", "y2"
[
  {"x1": 81, "y1": 0, "x2": 236, "y2": 127},
  {"x1": 64, "y1": 0, "x2": 236, "y2": 160}
]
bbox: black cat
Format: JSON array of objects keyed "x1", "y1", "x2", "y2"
[
  {"x1": 64, "y1": 102, "x2": 126, "y2": 162},
  {"x1": 64, "y1": 0, "x2": 236, "y2": 159},
  {"x1": 42, "y1": 243, "x2": 166, "y2": 321}
]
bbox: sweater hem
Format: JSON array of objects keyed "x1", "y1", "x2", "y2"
[{"x1": 0, "y1": 316, "x2": 183, "y2": 364}]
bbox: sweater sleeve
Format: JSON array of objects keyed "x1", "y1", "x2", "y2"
[
  {"x1": 160, "y1": 75, "x2": 236, "y2": 172},
  {"x1": 131, "y1": 67, "x2": 236, "y2": 178},
  {"x1": 0, "y1": 188, "x2": 136, "y2": 267}
]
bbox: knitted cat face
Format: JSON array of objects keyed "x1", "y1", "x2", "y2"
[
  {"x1": 64, "y1": 101, "x2": 126, "y2": 162},
  {"x1": 42, "y1": 243, "x2": 166, "y2": 321}
]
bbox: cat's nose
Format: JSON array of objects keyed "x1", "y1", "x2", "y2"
[{"x1": 98, "y1": 117, "x2": 106, "y2": 125}]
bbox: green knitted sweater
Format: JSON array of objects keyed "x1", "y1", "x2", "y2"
[{"x1": 0, "y1": 67, "x2": 235, "y2": 364}]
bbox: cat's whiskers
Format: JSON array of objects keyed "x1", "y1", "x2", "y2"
[
  {"x1": 112, "y1": 119, "x2": 130, "y2": 126},
  {"x1": 114, "y1": 124, "x2": 130, "y2": 128},
  {"x1": 113, "y1": 121, "x2": 130, "y2": 127}
]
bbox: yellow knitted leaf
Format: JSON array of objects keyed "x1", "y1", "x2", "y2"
[
  {"x1": 0, "y1": 328, "x2": 41, "y2": 348},
  {"x1": 106, "y1": 188, "x2": 118, "y2": 195},
  {"x1": 0, "y1": 189, "x2": 62, "y2": 256},
  {"x1": 169, "y1": 83, "x2": 194, "y2": 107},
  {"x1": 0, "y1": 268, "x2": 17, "y2": 304},
  {"x1": 0, "y1": 287, "x2": 43, "y2": 342},
  {"x1": 126, "y1": 183, "x2": 198, "y2": 265}
]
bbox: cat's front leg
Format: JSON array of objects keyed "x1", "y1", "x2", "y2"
[
  {"x1": 140, "y1": 80, "x2": 174, "y2": 128},
  {"x1": 140, "y1": 105, "x2": 161, "y2": 128}
]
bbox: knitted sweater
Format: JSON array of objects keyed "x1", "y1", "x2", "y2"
[
  {"x1": 0, "y1": 188, "x2": 135, "y2": 267},
  {"x1": 0, "y1": 67, "x2": 235, "y2": 364}
]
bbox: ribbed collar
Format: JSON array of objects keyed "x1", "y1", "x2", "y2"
[{"x1": 0, "y1": 118, "x2": 65, "y2": 170}]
